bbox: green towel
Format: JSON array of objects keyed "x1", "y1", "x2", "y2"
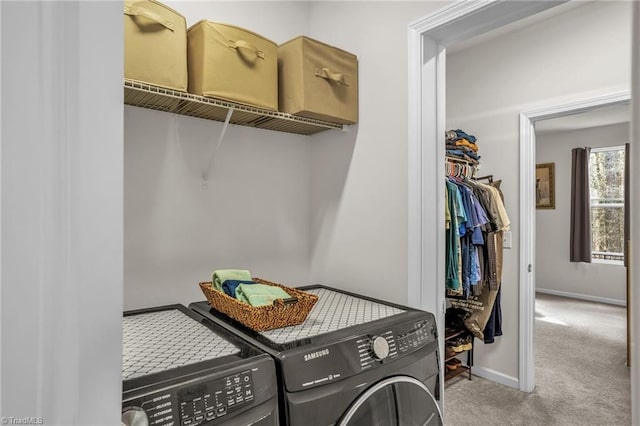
[
  {"x1": 213, "y1": 269, "x2": 252, "y2": 291},
  {"x1": 236, "y1": 283, "x2": 291, "y2": 307}
]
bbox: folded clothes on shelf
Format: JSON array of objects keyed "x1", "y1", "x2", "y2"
[
  {"x1": 446, "y1": 144, "x2": 480, "y2": 159},
  {"x1": 446, "y1": 129, "x2": 477, "y2": 143}
]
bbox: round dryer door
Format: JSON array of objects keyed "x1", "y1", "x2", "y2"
[{"x1": 338, "y1": 376, "x2": 443, "y2": 426}]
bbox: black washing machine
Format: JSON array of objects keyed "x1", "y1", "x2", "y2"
[
  {"x1": 121, "y1": 304, "x2": 279, "y2": 426},
  {"x1": 190, "y1": 285, "x2": 443, "y2": 426}
]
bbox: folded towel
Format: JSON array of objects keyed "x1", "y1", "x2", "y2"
[
  {"x1": 213, "y1": 269, "x2": 252, "y2": 291},
  {"x1": 222, "y1": 280, "x2": 255, "y2": 298},
  {"x1": 236, "y1": 283, "x2": 291, "y2": 307}
]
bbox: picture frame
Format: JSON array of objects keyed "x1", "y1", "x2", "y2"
[{"x1": 536, "y1": 162, "x2": 555, "y2": 209}]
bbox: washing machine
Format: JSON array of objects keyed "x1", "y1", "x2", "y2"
[
  {"x1": 121, "y1": 304, "x2": 279, "y2": 426},
  {"x1": 190, "y1": 285, "x2": 443, "y2": 425}
]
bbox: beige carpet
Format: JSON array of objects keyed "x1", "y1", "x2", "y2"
[{"x1": 444, "y1": 293, "x2": 630, "y2": 425}]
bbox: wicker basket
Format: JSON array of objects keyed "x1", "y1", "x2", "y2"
[{"x1": 199, "y1": 278, "x2": 318, "y2": 331}]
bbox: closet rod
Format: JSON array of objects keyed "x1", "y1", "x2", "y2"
[
  {"x1": 445, "y1": 155, "x2": 476, "y2": 165},
  {"x1": 445, "y1": 157, "x2": 477, "y2": 179},
  {"x1": 475, "y1": 174, "x2": 494, "y2": 183}
]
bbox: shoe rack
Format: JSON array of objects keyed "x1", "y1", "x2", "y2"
[{"x1": 444, "y1": 326, "x2": 474, "y2": 381}]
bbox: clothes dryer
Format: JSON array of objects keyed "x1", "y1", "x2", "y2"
[{"x1": 190, "y1": 285, "x2": 443, "y2": 425}]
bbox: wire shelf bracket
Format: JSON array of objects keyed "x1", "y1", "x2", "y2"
[{"x1": 202, "y1": 107, "x2": 234, "y2": 184}]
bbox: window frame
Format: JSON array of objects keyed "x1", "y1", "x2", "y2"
[{"x1": 588, "y1": 145, "x2": 626, "y2": 265}]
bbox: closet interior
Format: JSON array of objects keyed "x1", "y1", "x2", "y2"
[{"x1": 444, "y1": 129, "x2": 510, "y2": 381}]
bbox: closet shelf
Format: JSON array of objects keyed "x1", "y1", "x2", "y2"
[
  {"x1": 445, "y1": 365, "x2": 470, "y2": 381},
  {"x1": 444, "y1": 326, "x2": 473, "y2": 382},
  {"x1": 445, "y1": 328, "x2": 467, "y2": 340},
  {"x1": 124, "y1": 79, "x2": 344, "y2": 136}
]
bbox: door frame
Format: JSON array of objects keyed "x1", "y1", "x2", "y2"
[
  {"x1": 407, "y1": 1, "x2": 567, "y2": 401},
  {"x1": 518, "y1": 91, "x2": 631, "y2": 391},
  {"x1": 407, "y1": 0, "x2": 637, "y2": 414}
]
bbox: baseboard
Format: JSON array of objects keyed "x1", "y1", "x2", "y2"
[
  {"x1": 471, "y1": 366, "x2": 519, "y2": 389},
  {"x1": 536, "y1": 288, "x2": 626, "y2": 307}
]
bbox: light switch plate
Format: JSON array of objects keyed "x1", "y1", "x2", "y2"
[{"x1": 503, "y1": 231, "x2": 512, "y2": 249}]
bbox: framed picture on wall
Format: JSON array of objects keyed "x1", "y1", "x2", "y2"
[{"x1": 536, "y1": 162, "x2": 555, "y2": 209}]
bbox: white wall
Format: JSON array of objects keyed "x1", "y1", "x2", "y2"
[
  {"x1": 536, "y1": 123, "x2": 628, "y2": 304},
  {"x1": 446, "y1": 1, "x2": 632, "y2": 380},
  {"x1": 125, "y1": 2, "x2": 312, "y2": 310},
  {"x1": 124, "y1": 108, "x2": 312, "y2": 309},
  {"x1": 307, "y1": 1, "x2": 446, "y2": 304},
  {"x1": 125, "y1": 1, "x2": 448, "y2": 308},
  {"x1": 165, "y1": 1, "x2": 309, "y2": 43},
  {"x1": 1, "y1": 2, "x2": 123, "y2": 424}
]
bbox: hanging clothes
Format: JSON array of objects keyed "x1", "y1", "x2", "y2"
[
  {"x1": 444, "y1": 131, "x2": 510, "y2": 345},
  {"x1": 445, "y1": 176, "x2": 503, "y2": 298}
]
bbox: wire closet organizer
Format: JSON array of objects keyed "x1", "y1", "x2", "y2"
[{"x1": 445, "y1": 156, "x2": 493, "y2": 183}]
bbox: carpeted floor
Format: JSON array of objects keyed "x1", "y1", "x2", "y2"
[{"x1": 444, "y1": 293, "x2": 630, "y2": 425}]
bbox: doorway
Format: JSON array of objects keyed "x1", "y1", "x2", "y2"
[
  {"x1": 520, "y1": 92, "x2": 631, "y2": 389},
  {"x1": 533, "y1": 101, "x2": 631, "y2": 423},
  {"x1": 407, "y1": 3, "x2": 566, "y2": 401},
  {"x1": 407, "y1": 0, "x2": 638, "y2": 417}
]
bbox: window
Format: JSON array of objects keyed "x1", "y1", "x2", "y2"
[{"x1": 589, "y1": 146, "x2": 625, "y2": 263}]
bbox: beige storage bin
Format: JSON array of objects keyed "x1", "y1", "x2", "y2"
[
  {"x1": 124, "y1": 0, "x2": 188, "y2": 91},
  {"x1": 278, "y1": 36, "x2": 358, "y2": 124},
  {"x1": 187, "y1": 21, "x2": 278, "y2": 111}
]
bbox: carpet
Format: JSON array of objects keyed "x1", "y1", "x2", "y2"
[{"x1": 443, "y1": 293, "x2": 630, "y2": 425}]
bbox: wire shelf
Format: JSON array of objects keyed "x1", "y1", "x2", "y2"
[{"x1": 124, "y1": 80, "x2": 344, "y2": 136}]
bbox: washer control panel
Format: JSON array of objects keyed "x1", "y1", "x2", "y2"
[
  {"x1": 178, "y1": 370, "x2": 254, "y2": 425},
  {"x1": 122, "y1": 370, "x2": 254, "y2": 426}
]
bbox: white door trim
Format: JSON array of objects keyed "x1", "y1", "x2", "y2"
[
  {"x1": 408, "y1": 0, "x2": 566, "y2": 398},
  {"x1": 519, "y1": 91, "x2": 631, "y2": 392},
  {"x1": 631, "y1": 6, "x2": 640, "y2": 426},
  {"x1": 0, "y1": 1, "x2": 3, "y2": 413}
]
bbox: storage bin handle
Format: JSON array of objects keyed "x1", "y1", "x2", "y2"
[
  {"x1": 228, "y1": 40, "x2": 265, "y2": 60},
  {"x1": 124, "y1": 4, "x2": 175, "y2": 31},
  {"x1": 315, "y1": 67, "x2": 350, "y2": 86}
]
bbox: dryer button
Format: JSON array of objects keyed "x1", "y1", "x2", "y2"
[{"x1": 371, "y1": 336, "x2": 390, "y2": 360}]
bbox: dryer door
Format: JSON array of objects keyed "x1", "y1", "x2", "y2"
[{"x1": 337, "y1": 376, "x2": 443, "y2": 426}]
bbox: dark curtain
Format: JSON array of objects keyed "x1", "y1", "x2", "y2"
[
  {"x1": 570, "y1": 147, "x2": 592, "y2": 263},
  {"x1": 624, "y1": 143, "x2": 630, "y2": 267}
]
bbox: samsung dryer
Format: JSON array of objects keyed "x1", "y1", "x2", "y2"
[
  {"x1": 190, "y1": 285, "x2": 443, "y2": 425},
  {"x1": 121, "y1": 304, "x2": 279, "y2": 426}
]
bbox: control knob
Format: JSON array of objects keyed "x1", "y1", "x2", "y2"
[
  {"x1": 122, "y1": 407, "x2": 149, "y2": 426},
  {"x1": 371, "y1": 336, "x2": 390, "y2": 360}
]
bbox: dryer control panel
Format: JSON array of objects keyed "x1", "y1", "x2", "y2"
[
  {"x1": 397, "y1": 320, "x2": 433, "y2": 353},
  {"x1": 356, "y1": 331, "x2": 399, "y2": 370},
  {"x1": 281, "y1": 314, "x2": 437, "y2": 392}
]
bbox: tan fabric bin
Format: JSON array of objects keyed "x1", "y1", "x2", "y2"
[
  {"x1": 187, "y1": 21, "x2": 278, "y2": 111},
  {"x1": 124, "y1": 0, "x2": 187, "y2": 91},
  {"x1": 278, "y1": 36, "x2": 358, "y2": 124}
]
